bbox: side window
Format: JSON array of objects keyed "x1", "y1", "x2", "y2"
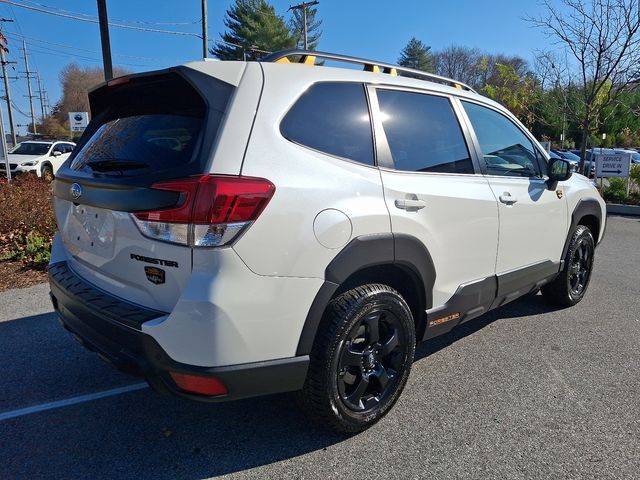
[
  {"x1": 52, "y1": 144, "x2": 63, "y2": 154},
  {"x1": 462, "y1": 101, "x2": 543, "y2": 178},
  {"x1": 376, "y1": 89, "x2": 474, "y2": 174},
  {"x1": 280, "y1": 82, "x2": 374, "y2": 166}
]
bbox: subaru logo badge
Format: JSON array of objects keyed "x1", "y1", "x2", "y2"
[{"x1": 70, "y1": 183, "x2": 82, "y2": 200}]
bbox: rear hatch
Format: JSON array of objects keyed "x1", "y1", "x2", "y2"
[{"x1": 53, "y1": 68, "x2": 235, "y2": 312}]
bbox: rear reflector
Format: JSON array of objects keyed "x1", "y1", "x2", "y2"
[
  {"x1": 132, "y1": 175, "x2": 275, "y2": 247},
  {"x1": 169, "y1": 372, "x2": 228, "y2": 396}
]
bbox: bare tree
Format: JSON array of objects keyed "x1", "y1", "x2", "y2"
[
  {"x1": 432, "y1": 45, "x2": 530, "y2": 90},
  {"x1": 527, "y1": 0, "x2": 640, "y2": 169}
]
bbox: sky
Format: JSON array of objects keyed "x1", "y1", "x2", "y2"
[{"x1": 0, "y1": 0, "x2": 560, "y2": 136}]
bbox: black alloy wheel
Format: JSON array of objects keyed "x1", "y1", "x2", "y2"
[
  {"x1": 568, "y1": 236, "x2": 592, "y2": 296},
  {"x1": 337, "y1": 308, "x2": 406, "y2": 413}
]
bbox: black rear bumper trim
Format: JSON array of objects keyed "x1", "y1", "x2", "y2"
[{"x1": 49, "y1": 261, "x2": 309, "y2": 402}]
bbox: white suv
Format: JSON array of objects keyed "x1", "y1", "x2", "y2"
[
  {"x1": 49, "y1": 50, "x2": 606, "y2": 433},
  {"x1": 2, "y1": 140, "x2": 76, "y2": 181}
]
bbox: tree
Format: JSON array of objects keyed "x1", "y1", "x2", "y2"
[
  {"x1": 397, "y1": 37, "x2": 433, "y2": 72},
  {"x1": 432, "y1": 45, "x2": 482, "y2": 87},
  {"x1": 482, "y1": 63, "x2": 541, "y2": 129},
  {"x1": 527, "y1": 0, "x2": 640, "y2": 170},
  {"x1": 37, "y1": 63, "x2": 129, "y2": 138},
  {"x1": 211, "y1": 0, "x2": 295, "y2": 60},
  {"x1": 289, "y1": 4, "x2": 322, "y2": 50}
]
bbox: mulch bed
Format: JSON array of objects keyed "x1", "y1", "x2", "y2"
[{"x1": 0, "y1": 261, "x2": 48, "y2": 292}]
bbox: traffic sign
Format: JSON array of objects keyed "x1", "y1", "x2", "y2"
[
  {"x1": 68, "y1": 112, "x2": 89, "y2": 133},
  {"x1": 595, "y1": 153, "x2": 631, "y2": 178}
]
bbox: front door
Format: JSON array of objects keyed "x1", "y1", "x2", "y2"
[{"x1": 460, "y1": 100, "x2": 568, "y2": 276}]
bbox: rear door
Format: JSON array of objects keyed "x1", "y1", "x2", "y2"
[
  {"x1": 371, "y1": 86, "x2": 499, "y2": 311},
  {"x1": 53, "y1": 69, "x2": 236, "y2": 312},
  {"x1": 459, "y1": 100, "x2": 568, "y2": 275}
]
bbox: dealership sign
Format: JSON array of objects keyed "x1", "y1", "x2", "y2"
[
  {"x1": 595, "y1": 153, "x2": 631, "y2": 178},
  {"x1": 68, "y1": 112, "x2": 89, "y2": 132}
]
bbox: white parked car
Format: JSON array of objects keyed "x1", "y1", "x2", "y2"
[
  {"x1": 1, "y1": 140, "x2": 76, "y2": 181},
  {"x1": 49, "y1": 50, "x2": 606, "y2": 433}
]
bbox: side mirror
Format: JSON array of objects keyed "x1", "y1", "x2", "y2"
[
  {"x1": 52, "y1": 150, "x2": 62, "y2": 157},
  {"x1": 548, "y1": 158, "x2": 572, "y2": 189}
]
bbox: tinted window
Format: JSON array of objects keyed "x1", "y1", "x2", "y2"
[
  {"x1": 462, "y1": 101, "x2": 543, "y2": 178},
  {"x1": 280, "y1": 83, "x2": 374, "y2": 166},
  {"x1": 10, "y1": 142, "x2": 51, "y2": 155},
  {"x1": 71, "y1": 73, "x2": 229, "y2": 179},
  {"x1": 376, "y1": 90, "x2": 473, "y2": 174}
]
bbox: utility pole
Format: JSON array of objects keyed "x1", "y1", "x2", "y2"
[
  {"x1": 36, "y1": 74, "x2": 46, "y2": 120},
  {"x1": 0, "y1": 47, "x2": 17, "y2": 146},
  {"x1": 96, "y1": 0, "x2": 113, "y2": 80},
  {"x1": 0, "y1": 17, "x2": 16, "y2": 146},
  {"x1": 201, "y1": 0, "x2": 208, "y2": 59},
  {"x1": 22, "y1": 40, "x2": 37, "y2": 135},
  {"x1": 288, "y1": 1, "x2": 319, "y2": 50},
  {"x1": 43, "y1": 90, "x2": 50, "y2": 117}
]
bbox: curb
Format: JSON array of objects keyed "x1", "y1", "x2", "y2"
[{"x1": 606, "y1": 203, "x2": 640, "y2": 216}]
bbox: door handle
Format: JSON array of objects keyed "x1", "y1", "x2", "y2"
[
  {"x1": 395, "y1": 196, "x2": 426, "y2": 211},
  {"x1": 499, "y1": 193, "x2": 518, "y2": 205}
]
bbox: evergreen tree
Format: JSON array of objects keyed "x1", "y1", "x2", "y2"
[
  {"x1": 288, "y1": 5, "x2": 322, "y2": 50},
  {"x1": 211, "y1": 0, "x2": 295, "y2": 60},
  {"x1": 398, "y1": 37, "x2": 433, "y2": 72}
]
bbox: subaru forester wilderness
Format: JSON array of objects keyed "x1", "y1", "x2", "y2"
[{"x1": 49, "y1": 50, "x2": 606, "y2": 433}]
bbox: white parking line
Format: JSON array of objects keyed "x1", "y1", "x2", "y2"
[{"x1": 0, "y1": 383, "x2": 149, "y2": 422}]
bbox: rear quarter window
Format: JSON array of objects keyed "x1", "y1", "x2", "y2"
[{"x1": 280, "y1": 82, "x2": 374, "y2": 166}]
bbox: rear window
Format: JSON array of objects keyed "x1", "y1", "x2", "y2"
[
  {"x1": 280, "y1": 82, "x2": 374, "y2": 166},
  {"x1": 71, "y1": 72, "x2": 232, "y2": 178}
]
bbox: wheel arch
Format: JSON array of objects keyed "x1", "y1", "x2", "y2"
[
  {"x1": 40, "y1": 161, "x2": 53, "y2": 176},
  {"x1": 296, "y1": 233, "x2": 436, "y2": 355},
  {"x1": 562, "y1": 198, "x2": 603, "y2": 260}
]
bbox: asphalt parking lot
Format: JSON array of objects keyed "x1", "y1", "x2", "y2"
[{"x1": 0, "y1": 215, "x2": 639, "y2": 479}]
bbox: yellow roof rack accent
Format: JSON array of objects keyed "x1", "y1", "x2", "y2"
[{"x1": 262, "y1": 49, "x2": 477, "y2": 93}]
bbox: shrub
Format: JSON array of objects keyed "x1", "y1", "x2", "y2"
[{"x1": 0, "y1": 174, "x2": 56, "y2": 267}]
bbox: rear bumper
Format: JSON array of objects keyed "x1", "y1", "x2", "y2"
[{"x1": 49, "y1": 261, "x2": 309, "y2": 402}]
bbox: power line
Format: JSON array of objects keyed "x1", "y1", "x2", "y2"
[
  {"x1": 5, "y1": 32, "x2": 166, "y2": 61},
  {"x1": 19, "y1": 0, "x2": 200, "y2": 26},
  {"x1": 0, "y1": 0, "x2": 202, "y2": 38}
]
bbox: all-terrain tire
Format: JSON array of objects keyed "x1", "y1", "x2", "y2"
[
  {"x1": 542, "y1": 225, "x2": 595, "y2": 308},
  {"x1": 299, "y1": 284, "x2": 416, "y2": 433}
]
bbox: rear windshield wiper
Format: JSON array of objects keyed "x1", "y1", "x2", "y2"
[{"x1": 85, "y1": 160, "x2": 150, "y2": 172}]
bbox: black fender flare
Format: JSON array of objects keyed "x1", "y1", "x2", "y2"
[
  {"x1": 295, "y1": 233, "x2": 436, "y2": 355},
  {"x1": 561, "y1": 198, "x2": 603, "y2": 260}
]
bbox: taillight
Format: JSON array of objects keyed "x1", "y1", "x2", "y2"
[{"x1": 132, "y1": 175, "x2": 275, "y2": 247}]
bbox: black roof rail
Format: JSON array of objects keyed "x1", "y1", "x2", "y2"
[{"x1": 261, "y1": 49, "x2": 477, "y2": 94}]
